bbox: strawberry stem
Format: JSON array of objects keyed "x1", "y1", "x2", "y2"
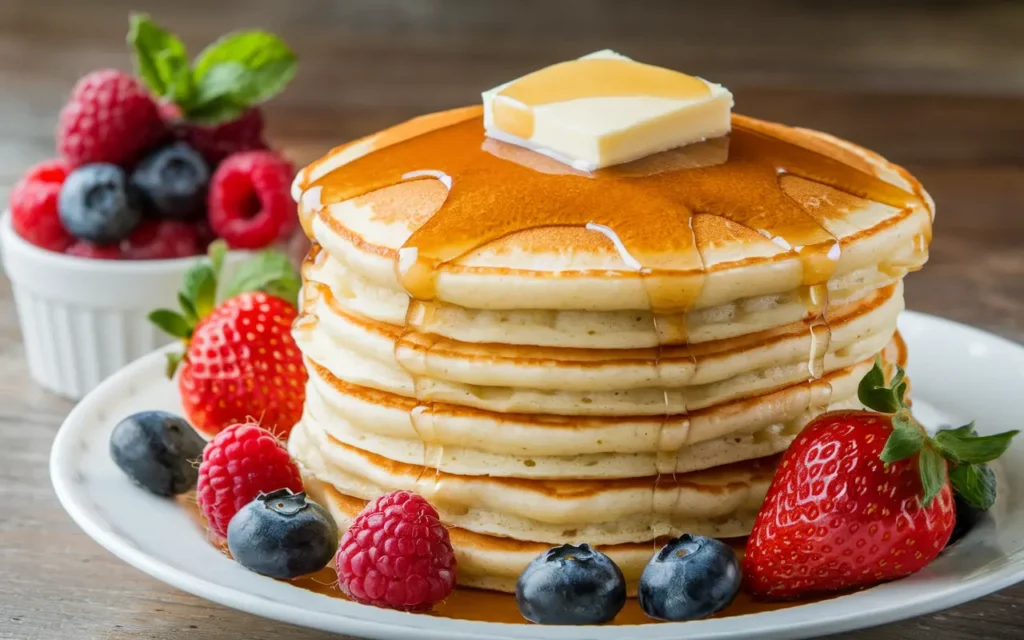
[{"x1": 859, "y1": 358, "x2": 1018, "y2": 508}]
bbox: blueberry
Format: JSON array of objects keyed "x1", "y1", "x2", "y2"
[
  {"x1": 638, "y1": 534, "x2": 741, "y2": 621},
  {"x1": 227, "y1": 489, "x2": 339, "y2": 579},
  {"x1": 109, "y1": 411, "x2": 205, "y2": 496},
  {"x1": 59, "y1": 163, "x2": 142, "y2": 243},
  {"x1": 131, "y1": 143, "x2": 210, "y2": 220},
  {"x1": 515, "y1": 543, "x2": 625, "y2": 625}
]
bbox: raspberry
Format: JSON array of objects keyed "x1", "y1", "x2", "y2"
[
  {"x1": 164, "y1": 106, "x2": 267, "y2": 166},
  {"x1": 121, "y1": 220, "x2": 200, "y2": 260},
  {"x1": 196, "y1": 422, "x2": 303, "y2": 538},
  {"x1": 207, "y1": 150, "x2": 296, "y2": 250},
  {"x1": 336, "y1": 491, "x2": 456, "y2": 611},
  {"x1": 66, "y1": 241, "x2": 121, "y2": 260},
  {"x1": 10, "y1": 160, "x2": 72, "y2": 252},
  {"x1": 57, "y1": 70, "x2": 166, "y2": 168}
]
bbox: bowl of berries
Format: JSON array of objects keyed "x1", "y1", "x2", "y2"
[{"x1": 1, "y1": 15, "x2": 304, "y2": 399}]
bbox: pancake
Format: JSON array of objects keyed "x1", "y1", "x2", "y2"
[
  {"x1": 298, "y1": 339, "x2": 904, "y2": 471},
  {"x1": 293, "y1": 109, "x2": 932, "y2": 314},
  {"x1": 303, "y1": 242, "x2": 910, "y2": 348},
  {"x1": 291, "y1": 421, "x2": 774, "y2": 546},
  {"x1": 298, "y1": 276, "x2": 903, "y2": 394}
]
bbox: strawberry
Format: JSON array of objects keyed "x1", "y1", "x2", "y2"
[
  {"x1": 127, "y1": 14, "x2": 295, "y2": 164},
  {"x1": 149, "y1": 241, "x2": 305, "y2": 438},
  {"x1": 744, "y1": 358, "x2": 1018, "y2": 600}
]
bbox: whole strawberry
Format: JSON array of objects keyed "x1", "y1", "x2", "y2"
[
  {"x1": 128, "y1": 15, "x2": 295, "y2": 166},
  {"x1": 744, "y1": 359, "x2": 1018, "y2": 600},
  {"x1": 197, "y1": 422, "x2": 303, "y2": 538},
  {"x1": 149, "y1": 241, "x2": 305, "y2": 437},
  {"x1": 57, "y1": 70, "x2": 166, "y2": 168}
]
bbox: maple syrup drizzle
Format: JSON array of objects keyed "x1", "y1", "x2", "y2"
[
  {"x1": 492, "y1": 57, "x2": 711, "y2": 140},
  {"x1": 310, "y1": 109, "x2": 918, "y2": 541}
]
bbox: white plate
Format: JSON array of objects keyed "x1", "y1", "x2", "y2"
[{"x1": 51, "y1": 311, "x2": 1024, "y2": 640}]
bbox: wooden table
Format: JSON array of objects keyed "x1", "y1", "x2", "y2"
[{"x1": 2, "y1": 1, "x2": 1023, "y2": 638}]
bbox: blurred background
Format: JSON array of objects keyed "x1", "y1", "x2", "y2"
[{"x1": 1, "y1": 0, "x2": 1022, "y2": 338}]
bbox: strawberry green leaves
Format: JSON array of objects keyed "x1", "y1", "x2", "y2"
[
  {"x1": 934, "y1": 425, "x2": 1018, "y2": 465},
  {"x1": 949, "y1": 462, "x2": 997, "y2": 510},
  {"x1": 917, "y1": 446, "x2": 949, "y2": 507},
  {"x1": 127, "y1": 14, "x2": 296, "y2": 124},
  {"x1": 149, "y1": 240, "x2": 301, "y2": 378},
  {"x1": 858, "y1": 356, "x2": 908, "y2": 414},
  {"x1": 859, "y1": 358, "x2": 1018, "y2": 508},
  {"x1": 221, "y1": 249, "x2": 301, "y2": 307},
  {"x1": 879, "y1": 415, "x2": 925, "y2": 463}
]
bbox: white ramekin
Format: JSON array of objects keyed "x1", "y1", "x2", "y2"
[{"x1": 0, "y1": 212, "x2": 254, "y2": 400}]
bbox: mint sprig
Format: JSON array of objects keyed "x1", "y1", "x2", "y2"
[
  {"x1": 127, "y1": 14, "x2": 296, "y2": 124},
  {"x1": 148, "y1": 240, "x2": 301, "y2": 377},
  {"x1": 861, "y1": 357, "x2": 1017, "y2": 509}
]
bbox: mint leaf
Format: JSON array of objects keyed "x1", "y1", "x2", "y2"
[
  {"x1": 950, "y1": 463, "x2": 997, "y2": 510},
  {"x1": 149, "y1": 309, "x2": 192, "y2": 339},
  {"x1": 918, "y1": 445, "x2": 948, "y2": 507},
  {"x1": 934, "y1": 429, "x2": 1019, "y2": 465},
  {"x1": 858, "y1": 357, "x2": 903, "y2": 414},
  {"x1": 880, "y1": 414, "x2": 925, "y2": 463},
  {"x1": 190, "y1": 30, "x2": 296, "y2": 122},
  {"x1": 127, "y1": 14, "x2": 192, "y2": 103},
  {"x1": 223, "y1": 250, "x2": 301, "y2": 307}
]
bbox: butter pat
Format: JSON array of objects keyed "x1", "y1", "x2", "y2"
[{"x1": 482, "y1": 50, "x2": 733, "y2": 171}]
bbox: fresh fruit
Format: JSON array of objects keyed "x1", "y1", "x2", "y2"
[
  {"x1": 516, "y1": 543, "x2": 626, "y2": 625},
  {"x1": 943, "y1": 423, "x2": 999, "y2": 546},
  {"x1": 58, "y1": 164, "x2": 142, "y2": 244},
  {"x1": 227, "y1": 489, "x2": 338, "y2": 579},
  {"x1": 638, "y1": 534, "x2": 740, "y2": 621},
  {"x1": 207, "y1": 150, "x2": 296, "y2": 249},
  {"x1": 128, "y1": 15, "x2": 294, "y2": 165},
  {"x1": 196, "y1": 422, "x2": 303, "y2": 538},
  {"x1": 744, "y1": 359, "x2": 1018, "y2": 600},
  {"x1": 167, "y1": 106, "x2": 267, "y2": 166},
  {"x1": 56, "y1": 69, "x2": 165, "y2": 168},
  {"x1": 131, "y1": 143, "x2": 209, "y2": 220},
  {"x1": 109, "y1": 411, "x2": 205, "y2": 496},
  {"x1": 336, "y1": 491, "x2": 456, "y2": 612},
  {"x1": 10, "y1": 159, "x2": 73, "y2": 252},
  {"x1": 66, "y1": 241, "x2": 121, "y2": 260},
  {"x1": 121, "y1": 219, "x2": 200, "y2": 260},
  {"x1": 149, "y1": 242, "x2": 304, "y2": 436}
]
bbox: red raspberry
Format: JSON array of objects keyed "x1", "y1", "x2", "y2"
[
  {"x1": 196, "y1": 422, "x2": 303, "y2": 538},
  {"x1": 57, "y1": 70, "x2": 166, "y2": 168},
  {"x1": 207, "y1": 150, "x2": 296, "y2": 250},
  {"x1": 10, "y1": 160, "x2": 72, "y2": 252},
  {"x1": 121, "y1": 220, "x2": 200, "y2": 260},
  {"x1": 163, "y1": 105, "x2": 267, "y2": 166},
  {"x1": 66, "y1": 241, "x2": 121, "y2": 260},
  {"x1": 336, "y1": 491, "x2": 456, "y2": 611}
]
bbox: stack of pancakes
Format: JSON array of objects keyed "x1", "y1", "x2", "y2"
[{"x1": 288, "y1": 107, "x2": 933, "y2": 593}]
